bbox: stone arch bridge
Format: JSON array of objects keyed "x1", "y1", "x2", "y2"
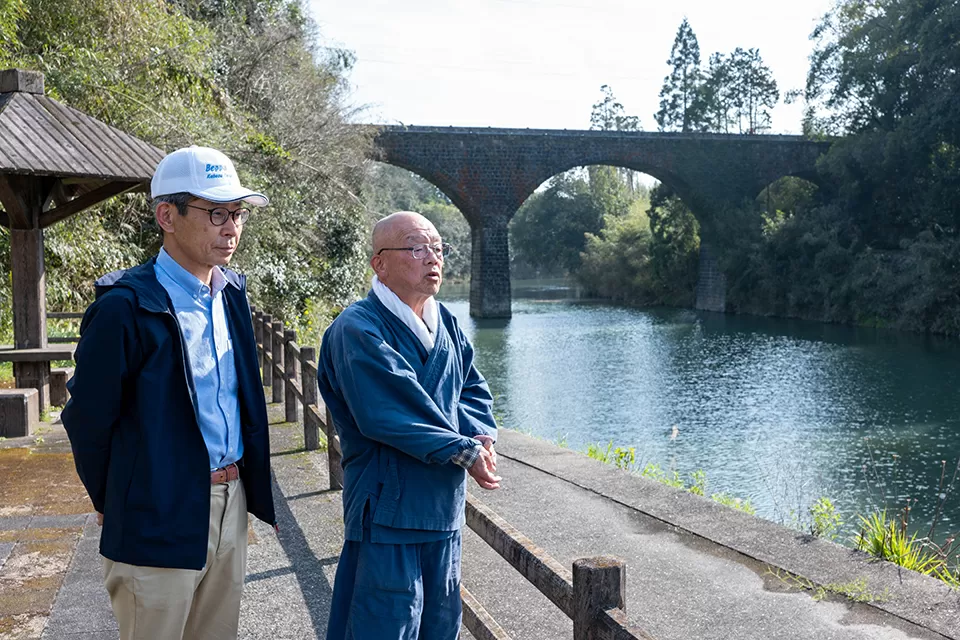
[{"x1": 370, "y1": 125, "x2": 831, "y2": 318}]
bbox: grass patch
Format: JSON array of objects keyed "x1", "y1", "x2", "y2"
[
  {"x1": 854, "y1": 509, "x2": 960, "y2": 589},
  {"x1": 767, "y1": 568, "x2": 891, "y2": 603},
  {"x1": 584, "y1": 441, "x2": 757, "y2": 515}
]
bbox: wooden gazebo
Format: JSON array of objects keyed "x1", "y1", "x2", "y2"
[{"x1": 0, "y1": 68, "x2": 164, "y2": 413}]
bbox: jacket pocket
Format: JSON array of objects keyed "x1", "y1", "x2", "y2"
[{"x1": 372, "y1": 451, "x2": 401, "y2": 527}]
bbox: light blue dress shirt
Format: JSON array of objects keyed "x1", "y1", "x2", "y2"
[{"x1": 155, "y1": 248, "x2": 243, "y2": 470}]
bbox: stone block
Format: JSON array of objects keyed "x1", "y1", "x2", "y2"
[
  {"x1": 0, "y1": 388, "x2": 39, "y2": 437},
  {"x1": 50, "y1": 367, "x2": 73, "y2": 408}
]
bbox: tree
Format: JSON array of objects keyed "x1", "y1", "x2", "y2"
[
  {"x1": 588, "y1": 84, "x2": 640, "y2": 202},
  {"x1": 646, "y1": 184, "x2": 700, "y2": 305},
  {"x1": 590, "y1": 84, "x2": 640, "y2": 132},
  {"x1": 803, "y1": 0, "x2": 960, "y2": 242},
  {"x1": 1, "y1": 0, "x2": 373, "y2": 332},
  {"x1": 655, "y1": 18, "x2": 704, "y2": 132},
  {"x1": 698, "y1": 53, "x2": 735, "y2": 133},
  {"x1": 578, "y1": 204, "x2": 654, "y2": 302},
  {"x1": 511, "y1": 172, "x2": 604, "y2": 275},
  {"x1": 727, "y1": 47, "x2": 779, "y2": 134}
]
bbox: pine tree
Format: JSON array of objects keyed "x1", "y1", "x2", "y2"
[{"x1": 655, "y1": 18, "x2": 703, "y2": 132}]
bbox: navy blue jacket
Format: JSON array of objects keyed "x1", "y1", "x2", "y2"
[
  {"x1": 318, "y1": 291, "x2": 497, "y2": 542},
  {"x1": 62, "y1": 258, "x2": 276, "y2": 570}
]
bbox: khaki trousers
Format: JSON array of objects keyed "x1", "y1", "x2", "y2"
[{"x1": 103, "y1": 478, "x2": 248, "y2": 640}]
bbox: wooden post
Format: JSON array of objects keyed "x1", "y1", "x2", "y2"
[
  {"x1": 261, "y1": 313, "x2": 273, "y2": 386},
  {"x1": 271, "y1": 320, "x2": 284, "y2": 404},
  {"x1": 326, "y1": 405, "x2": 343, "y2": 490},
  {"x1": 10, "y1": 223, "x2": 50, "y2": 413},
  {"x1": 284, "y1": 329, "x2": 299, "y2": 423},
  {"x1": 301, "y1": 346, "x2": 320, "y2": 451},
  {"x1": 572, "y1": 557, "x2": 627, "y2": 640},
  {"x1": 252, "y1": 309, "x2": 263, "y2": 370}
]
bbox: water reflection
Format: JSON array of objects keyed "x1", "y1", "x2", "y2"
[{"x1": 439, "y1": 281, "x2": 960, "y2": 540}]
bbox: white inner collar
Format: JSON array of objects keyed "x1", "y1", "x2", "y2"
[{"x1": 372, "y1": 275, "x2": 438, "y2": 351}]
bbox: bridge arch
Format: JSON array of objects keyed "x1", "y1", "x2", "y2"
[{"x1": 370, "y1": 126, "x2": 831, "y2": 318}]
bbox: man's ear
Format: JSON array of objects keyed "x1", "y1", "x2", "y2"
[
  {"x1": 370, "y1": 254, "x2": 384, "y2": 276},
  {"x1": 155, "y1": 202, "x2": 177, "y2": 234}
]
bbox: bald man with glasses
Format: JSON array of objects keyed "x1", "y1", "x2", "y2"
[{"x1": 318, "y1": 211, "x2": 501, "y2": 640}]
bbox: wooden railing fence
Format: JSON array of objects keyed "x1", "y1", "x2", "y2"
[
  {"x1": 251, "y1": 306, "x2": 655, "y2": 640},
  {"x1": 251, "y1": 306, "x2": 343, "y2": 490}
]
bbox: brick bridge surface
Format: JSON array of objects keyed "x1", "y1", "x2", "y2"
[{"x1": 370, "y1": 126, "x2": 831, "y2": 318}]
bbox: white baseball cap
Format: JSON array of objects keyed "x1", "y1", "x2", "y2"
[{"x1": 150, "y1": 146, "x2": 269, "y2": 207}]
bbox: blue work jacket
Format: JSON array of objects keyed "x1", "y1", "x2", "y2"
[
  {"x1": 62, "y1": 258, "x2": 276, "y2": 570},
  {"x1": 318, "y1": 291, "x2": 498, "y2": 542}
]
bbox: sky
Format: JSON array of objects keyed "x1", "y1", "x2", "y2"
[{"x1": 309, "y1": 0, "x2": 836, "y2": 135}]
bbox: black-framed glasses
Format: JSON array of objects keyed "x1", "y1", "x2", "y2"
[
  {"x1": 186, "y1": 204, "x2": 251, "y2": 227},
  {"x1": 377, "y1": 243, "x2": 454, "y2": 260}
]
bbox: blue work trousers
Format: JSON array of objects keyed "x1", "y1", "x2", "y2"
[{"x1": 326, "y1": 531, "x2": 463, "y2": 640}]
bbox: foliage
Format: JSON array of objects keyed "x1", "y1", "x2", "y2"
[
  {"x1": 854, "y1": 509, "x2": 959, "y2": 588},
  {"x1": 656, "y1": 19, "x2": 779, "y2": 135},
  {"x1": 0, "y1": 0, "x2": 372, "y2": 329},
  {"x1": 585, "y1": 440, "x2": 636, "y2": 470},
  {"x1": 698, "y1": 53, "x2": 737, "y2": 133},
  {"x1": 655, "y1": 18, "x2": 703, "y2": 132},
  {"x1": 511, "y1": 171, "x2": 605, "y2": 275},
  {"x1": 579, "y1": 202, "x2": 654, "y2": 302},
  {"x1": 587, "y1": 85, "x2": 643, "y2": 224},
  {"x1": 578, "y1": 184, "x2": 699, "y2": 307},
  {"x1": 688, "y1": 469, "x2": 707, "y2": 496},
  {"x1": 512, "y1": 85, "x2": 646, "y2": 278},
  {"x1": 590, "y1": 84, "x2": 640, "y2": 132},
  {"x1": 713, "y1": 47, "x2": 779, "y2": 134},
  {"x1": 583, "y1": 441, "x2": 757, "y2": 514},
  {"x1": 362, "y1": 163, "x2": 448, "y2": 218},
  {"x1": 646, "y1": 185, "x2": 700, "y2": 305},
  {"x1": 638, "y1": 462, "x2": 684, "y2": 488},
  {"x1": 809, "y1": 496, "x2": 843, "y2": 540},
  {"x1": 0, "y1": 0, "x2": 24, "y2": 66},
  {"x1": 717, "y1": 0, "x2": 960, "y2": 335}
]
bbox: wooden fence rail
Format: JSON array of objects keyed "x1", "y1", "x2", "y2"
[
  {"x1": 251, "y1": 306, "x2": 343, "y2": 490},
  {"x1": 251, "y1": 306, "x2": 654, "y2": 640},
  {"x1": 45, "y1": 312, "x2": 84, "y2": 343}
]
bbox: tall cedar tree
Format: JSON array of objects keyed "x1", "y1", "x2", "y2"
[{"x1": 655, "y1": 18, "x2": 703, "y2": 132}]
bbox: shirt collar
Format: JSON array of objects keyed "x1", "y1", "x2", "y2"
[{"x1": 156, "y1": 248, "x2": 226, "y2": 299}]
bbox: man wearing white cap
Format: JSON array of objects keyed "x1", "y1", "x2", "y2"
[{"x1": 63, "y1": 146, "x2": 276, "y2": 640}]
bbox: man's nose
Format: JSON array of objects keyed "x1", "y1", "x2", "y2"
[{"x1": 220, "y1": 216, "x2": 240, "y2": 235}]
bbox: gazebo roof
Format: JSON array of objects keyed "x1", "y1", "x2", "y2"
[{"x1": 0, "y1": 69, "x2": 164, "y2": 182}]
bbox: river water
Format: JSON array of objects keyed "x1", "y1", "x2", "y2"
[{"x1": 439, "y1": 281, "x2": 960, "y2": 541}]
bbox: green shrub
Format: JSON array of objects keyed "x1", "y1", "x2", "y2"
[{"x1": 809, "y1": 496, "x2": 843, "y2": 540}]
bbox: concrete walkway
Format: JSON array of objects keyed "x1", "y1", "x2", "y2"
[{"x1": 0, "y1": 405, "x2": 957, "y2": 639}]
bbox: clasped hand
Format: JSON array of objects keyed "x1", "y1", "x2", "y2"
[{"x1": 468, "y1": 435, "x2": 501, "y2": 490}]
